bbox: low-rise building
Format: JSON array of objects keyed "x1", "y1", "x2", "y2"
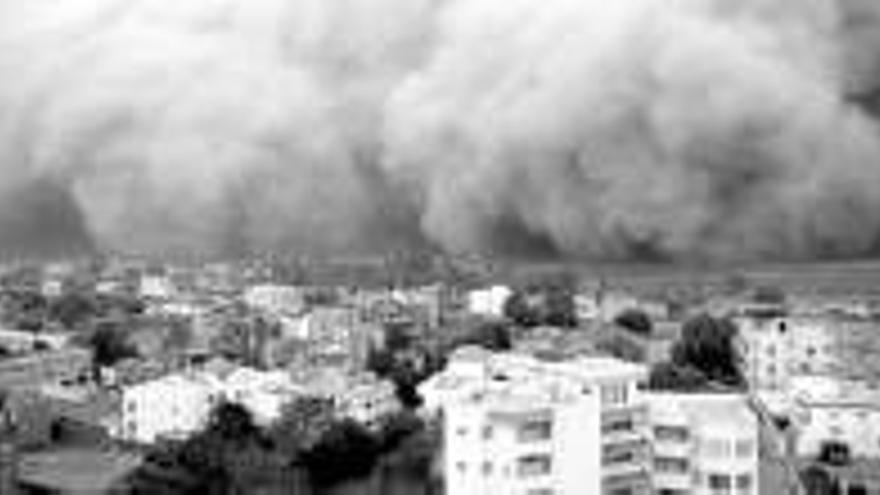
[
  {"x1": 292, "y1": 368, "x2": 398, "y2": 429},
  {"x1": 789, "y1": 375, "x2": 880, "y2": 460},
  {"x1": 647, "y1": 393, "x2": 759, "y2": 495},
  {"x1": 467, "y1": 286, "x2": 513, "y2": 319},
  {"x1": 0, "y1": 348, "x2": 92, "y2": 390},
  {"x1": 121, "y1": 372, "x2": 222, "y2": 443},
  {"x1": 736, "y1": 316, "x2": 836, "y2": 410}
]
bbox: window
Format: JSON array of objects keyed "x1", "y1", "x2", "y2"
[
  {"x1": 602, "y1": 384, "x2": 629, "y2": 406},
  {"x1": 518, "y1": 419, "x2": 553, "y2": 442},
  {"x1": 654, "y1": 425, "x2": 689, "y2": 442},
  {"x1": 603, "y1": 447, "x2": 635, "y2": 466},
  {"x1": 482, "y1": 425, "x2": 493, "y2": 439},
  {"x1": 482, "y1": 461, "x2": 493, "y2": 475},
  {"x1": 735, "y1": 439, "x2": 754, "y2": 458},
  {"x1": 456, "y1": 461, "x2": 466, "y2": 473},
  {"x1": 654, "y1": 457, "x2": 688, "y2": 473},
  {"x1": 517, "y1": 454, "x2": 552, "y2": 477},
  {"x1": 708, "y1": 474, "x2": 732, "y2": 495},
  {"x1": 456, "y1": 426, "x2": 468, "y2": 437},
  {"x1": 736, "y1": 474, "x2": 752, "y2": 495},
  {"x1": 603, "y1": 417, "x2": 635, "y2": 435},
  {"x1": 526, "y1": 489, "x2": 554, "y2": 495}
]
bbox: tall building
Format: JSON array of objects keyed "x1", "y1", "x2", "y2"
[
  {"x1": 647, "y1": 393, "x2": 759, "y2": 495},
  {"x1": 420, "y1": 348, "x2": 650, "y2": 495}
]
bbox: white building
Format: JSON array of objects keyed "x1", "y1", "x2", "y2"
[
  {"x1": 139, "y1": 275, "x2": 176, "y2": 300},
  {"x1": 222, "y1": 367, "x2": 302, "y2": 427},
  {"x1": 790, "y1": 375, "x2": 880, "y2": 459},
  {"x1": 121, "y1": 366, "x2": 302, "y2": 443},
  {"x1": 736, "y1": 316, "x2": 836, "y2": 411},
  {"x1": 467, "y1": 286, "x2": 513, "y2": 318},
  {"x1": 420, "y1": 348, "x2": 651, "y2": 495},
  {"x1": 121, "y1": 373, "x2": 221, "y2": 443},
  {"x1": 647, "y1": 393, "x2": 759, "y2": 495},
  {"x1": 243, "y1": 284, "x2": 305, "y2": 316}
]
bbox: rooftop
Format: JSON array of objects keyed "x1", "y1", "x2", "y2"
[{"x1": 18, "y1": 448, "x2": 142, "y2": 493}]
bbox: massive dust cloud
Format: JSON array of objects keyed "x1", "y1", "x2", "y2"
[{"x1": 1, "y1": 0, "x2": 880, "y2": 262}]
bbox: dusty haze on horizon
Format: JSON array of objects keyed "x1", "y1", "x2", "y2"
[{"x1": 2, "y1": 0, "x2": 880, "y2": 262}]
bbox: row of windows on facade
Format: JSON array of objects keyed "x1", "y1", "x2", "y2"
[
  {"x1": 456, "y1": 419, "x2": 554, "y2": 442},
  {"x1": 654, "y1": 427, "x2": 754, "y2": 458},
  {"x1": 456, "y1": 410, "x2": 640, "y2": 444},
  {"x1": 455, "y1": 453, "x2": 553, "y2": 478}
]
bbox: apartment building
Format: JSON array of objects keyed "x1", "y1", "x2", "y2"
[
  {"x1": 647, "y1": 393, "x2": 759, "y2": 495},
  {"x1": 420, "y1": 347, "x2": 650, "y2": 495},
  {"x1": 736, "y1": 316, "x2": 836, "y2": 410},
  {"x1": 790, "y1": 375, "x2": 880, "y2": 459}
]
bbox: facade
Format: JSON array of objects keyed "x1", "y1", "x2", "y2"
[
  {"x1": 789, "y1": 375, "x2": 880, "y2": 459},
  {"x1": 736, "y1": 316, "x2": 836, "y2": 409},
  {"x1": 647, "y1": 393, "x2": 759, "y2": 495},
  {"x1": 121, "y1": 373, "x2": 221, "y2": 443},
  {"x1": 467, "y1": 286, "x2": 513, "y2": 318},
  {"x1": 292, "y1": 368, "x2": 399, "y2": 429},
  {"x1": 420, "y1": 348, "x2": 650, "y2": 495},
  {"x1": 297, "y1": 307, "x2": 379, "y2": 370},
  {"x1": 243, "y1": 284, "x2": 305, "y2": 316},
  {"x1": 222, "y1": 367, "x2": 302, "y2": 427}
]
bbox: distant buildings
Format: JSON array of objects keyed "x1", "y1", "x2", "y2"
[
  {"x1": 0, "y1": 348, "x2": 92, "y2": 390},
  {"x1": 420, "y1": 348, "x2": 651, "y2": 495},
  {"x1": 243, "y1": 284, "x2": 305, "y2": 317},
  {"x1": 121, "y1": 364, "x2": 397, "y2": 444},
  {"x1": 467, "y1": 286, "x2": 513, "y2": 319},
  {"x1": 647, "y1": 393, "x2": 759, "y2": 495}
]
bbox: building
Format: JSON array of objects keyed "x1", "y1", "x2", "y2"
[
  {"x1": 647, "y1": 393, "x2": 759, "y2": 495},
  {"x1": 420, "y1": 348, "x2": 651, "y2": 495},
  {"x1": 736, "y1": 316, "x2": 836, "y2": 410},
  {"x1": 0, "y1": 329, "x2": 73, "y2": 354},
  {"x1": 0, "y1": 348, "x2": 92, "y2": 390},
  {"x1": 243, "y1": 284, "x2": 305, "y2": 317},
  {"x1": 292, "y1": 368, "x2": 399, "y2": 429},
  {"x1": 222, "y1": 367, "x2": 301, "y2": 427},
  {"x1": 296, "y1": 307, "x2": 381, "y2": 371},
  {"x1": 789, "y1": 375, "x2": 880, "y2": 460},
  {"x1": 467, "y1": 286, "x2": 513, "y2": 319},
  {"x1": 120, "y1": 372, "x2": 221, "y2": 443}
]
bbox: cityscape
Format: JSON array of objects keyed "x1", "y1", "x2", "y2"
[
  {"x1": 0, "y1": 255, "x2": 875, "y2": 494},
  {"x1": 3, "y1": 0, "x2": 880, "y2": 494}
]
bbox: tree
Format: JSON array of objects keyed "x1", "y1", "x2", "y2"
[
  {"x1": 596, "y1": 334, "x2": 645, "y2": 363},
  {"x1": 800, "y1": 464, "x2": 840, "y2": 495},
  {"x1": 459, "y1": 321, "x2": 512, "y2": 352},
  {"x1": 268, "y1": 396, "x2": 336, "y2": 457},
  {"x1": 502, "y1": 291, "x2": 540, "y2": 327},
  {"x1": 648, "y1": 362, "x2": 709, "y2": 391},
  {"x1": 614, "y1": 309, "x2": 653, "y2": 335},
  {"x1": 672, "y1": 314, "x2": 743, "y2": 387},
  {"x1": 88, "y1": 320, "x2": 138, "y2": 367},
  {"x1": 302, "y1": 419, "x2": 382, "y2": 489}
]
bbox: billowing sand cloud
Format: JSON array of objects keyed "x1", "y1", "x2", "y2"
[{"x1": 1, "y1": 0, "x2": 880, "y2": 261}]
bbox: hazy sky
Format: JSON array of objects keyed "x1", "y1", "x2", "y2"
[{"x1": 2, "y1": 0, "x2": 880, "y2": 262}]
